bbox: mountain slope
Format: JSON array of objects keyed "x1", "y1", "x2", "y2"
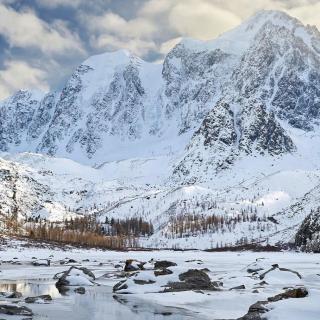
[
  {"x1": 1, "y1": 10, "x2": 320, "y2": 248},
  {"x1": 173, "y1": 100, "x2": 296, "y2": 183},
  {"x1": 1, "y1": 10, "x2": 319, "y2": 167}
]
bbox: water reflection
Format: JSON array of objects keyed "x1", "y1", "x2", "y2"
[
  {"x1": 0, "y1": 279, "x2": 61, "y2": 298},
  {"x1": 0, "y1": 280, "x2": 204, "y2": 320}
]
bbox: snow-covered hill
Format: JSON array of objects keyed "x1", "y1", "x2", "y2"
[{"x1": 1, "y1": 10, "x2": 320, "y2": 248}]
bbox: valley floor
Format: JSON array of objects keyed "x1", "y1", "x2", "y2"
[{"x1": 0, "y1": 239, "x2": 319, "y2": 319}]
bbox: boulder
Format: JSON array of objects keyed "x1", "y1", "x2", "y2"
[
  {"x1": 0, "y1": 304, "x2": 33, "y2": 316},
  {"x1": 124, "y1": 260, "x2": 145, "y2": 272},
  {"x1": 238, "y1": 287, "x2": 308, "y2": 320},
  {"x1": 55, "y1": 266, "x2": 95, "y2": 291},
  {"x1": 32, "y1": 259, "x2": 50, "y2": 266},
  {"x1": 154, "y1": 260, "x2": 177, "y2": 269},
  {"x1": 238, "y1": 301, "x2": 269, "y2": 320},
  {"x1": 268, "y1": 287, "x2": 308, "y2": 302},
  {"x1": 164, "y1": 269, "x2": 219, "y2": 292}
]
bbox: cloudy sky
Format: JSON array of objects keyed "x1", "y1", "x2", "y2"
[{"x1": 0, "y1": 0, "x2": 319, "y2": 99}]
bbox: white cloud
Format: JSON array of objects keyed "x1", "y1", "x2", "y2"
[
  {"x1": 87, "y1": 11, "x2": 156, "y2": 39},
  {"x1": 83, "y1": 11, "x2": 158, "y2": 56},
  {"x1": 83, "y1": 0, "x2": 242, "y2": 56},
  {"x1": 0, "y1": 60, "x2": 49, "y2": 99},
  {"x1": 0, "y1": 4, "x2": 84, "y2": 55},
  {"x1": 167, "y1": 0, "x2": 242, "y2": 40},
  {"x1": 92, "y1": 34, "x2": 157, "y2": 56},
  {"x1": 287, "y1": 2, "x2": 320, "y2": 29}
]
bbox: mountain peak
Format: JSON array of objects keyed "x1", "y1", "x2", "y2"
[
  {"x1": 174, "y1": 10, "x2": 309, "y2": 56},
  {"x1": 243, "y1": 9, "x2": 306, "y2": 31},
  {"x1": 81, "y1": 49, "x2": 139, "y2": 70}
]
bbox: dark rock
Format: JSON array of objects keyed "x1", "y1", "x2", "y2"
[
  {"x1": 68, "y1": 259, "x2": 77, "y2": 263},
  {"x1": 212, "y1": 281, "x2": 223, "y2": 287},
  {"x1": 25, "y1": 294, "x2": 52, "y2": 303},
  {"x1": 154, "y1": 260, "x2": 177, "y2": 270},
  {"x1": 133, "y1": 279, "x2": 156, "y2": 285},
  {"x1": 237, "y1": 301, "x2": 269, "y2": 320},
  {"x1": 0, "y1": 305, "x2": 33, "y2": 316},
  {"x1": 32, "y1": 259, "x2": 50, "y2": 266},
  {"x1": 164, "y1": 269, "x2": 220, "y2": 292},
  {"x1": 124, "y1": 260, "x2": 144, "y2": 272},
  {"x1": 230, "y1": 284, "x2": 246, "y2": 290},
  {"x1": 238, "y1": 287, "x2": 308, "y2": 320},
  {"x1": 55, "y1": 266, "x2": 95, "y2": 290},
  {"x1": 268, "y1": 287, "x2": 308, "y2": 302},
  {"x1": 113, "y1": 280, "x2": 128, "y2": 292}
]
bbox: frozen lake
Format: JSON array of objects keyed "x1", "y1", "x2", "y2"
[{"x1": 0, "y1": 242, "x2": 319, "y2": 319}]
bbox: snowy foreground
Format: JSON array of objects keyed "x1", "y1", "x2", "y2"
[{"x1": 0, "y1": 241, "x2": 319, "y2": 320}]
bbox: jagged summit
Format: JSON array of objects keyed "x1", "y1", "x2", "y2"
[{"x1": 177, "y1": 10, "x2": 315, "y2": 54}]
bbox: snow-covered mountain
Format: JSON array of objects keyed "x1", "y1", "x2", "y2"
[{"x1": 1, "y1": 10, "x2": 320, "y2": 248}]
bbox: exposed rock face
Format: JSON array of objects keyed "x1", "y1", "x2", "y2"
[
  {"x1": 295, "y1": 208, "x2": 320, "y2": 252},
  {"x1": 173, "y1": 101, "x2": 295, "y2": 182},
  {"x1": 0, "y1": 157, "x2": 49, "y2": 221},
  {"x1": 232, "y1": 11, "x2": 320, "y2": 132},
  {"x1": 0, "y1": 90, "x2": 41, "y2": 151},
  {"x1": 162, "y1": 43, "x2": 232, "y2": 133}
]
